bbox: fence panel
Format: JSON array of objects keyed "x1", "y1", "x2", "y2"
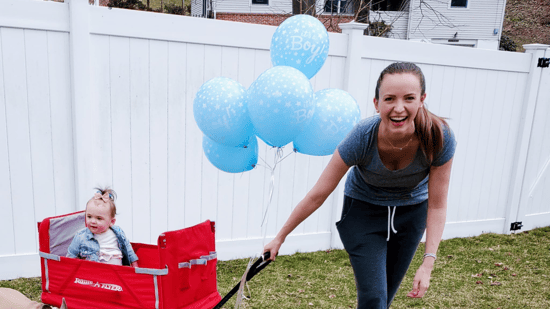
[
  {"x1": 48, "y1": 31, "x2": 76, "y2": 217},
  {"x1": 516, "y1": 48, "x2": 550, "y2": 230},
  {"x1": 109, "y1": 36, "x2": 135, "y2": 236},
  {"x1": 166, "y1": 41, "x2": 189, "y2": 232},
  {"x1": 2, "y1": 27, "x2": 37, "y2": 256},
  {"x1": 0, "y1": 28, "x2": 15, "y2": 257},
  {"x1": 0, "y1": 7, "x2": 74, "y2": 278}
]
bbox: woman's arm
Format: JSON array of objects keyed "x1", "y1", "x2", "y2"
[
  {"x1": 263, "y1": 149, "x2": 350, "y2": 261},
  {"x1": 408, "y1": 158, "x2": 453, "y2": 298}
]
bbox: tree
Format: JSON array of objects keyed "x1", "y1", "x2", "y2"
[
  {"x1": 293, "y1": 0, "x2": 317, "y2": 15},
  {"x1": 289, "y1": 0, "x2": 460, "y2": 38}
]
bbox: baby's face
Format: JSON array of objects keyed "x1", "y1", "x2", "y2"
[{"x1": 85, "y1": 200, "x2": 115, "y2": 235}]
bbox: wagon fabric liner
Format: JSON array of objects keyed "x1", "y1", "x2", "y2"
[{"x1": 38, "y1": 211, "x2": 222, "y2": 309}]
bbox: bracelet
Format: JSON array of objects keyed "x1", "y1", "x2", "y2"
[{"x1": 423, "y1": 253, "x2": 437, "y2": 260}]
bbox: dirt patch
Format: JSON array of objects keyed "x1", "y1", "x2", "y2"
[{"x1": 503, "y1": 0, "x2": 550, "y2": 51}]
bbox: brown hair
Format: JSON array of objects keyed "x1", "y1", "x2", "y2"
[
  {"x1": 87, "y1": 186, "x2": 117, "y2": 218},
  {"x1": 375, "y1": 62, "x2": 447, "y2": 164}
]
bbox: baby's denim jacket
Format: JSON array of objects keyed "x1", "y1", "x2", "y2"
[{"x1": 66, "y1": 225, "x2": 139, "y2": 266}]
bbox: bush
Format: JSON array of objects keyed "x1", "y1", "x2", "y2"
[
  {"x1": 368, "y1": 21, "x2": 392, "y2": 37},
  {"x1": 164, "y1": 3, "x2": 187, "y2": 15},
  {"x1": 108, "y1": 0, "x2": 190, "y2": 15},
  {"x1": 108, "y1": 0, "x2": 146, "y2": 10},
  {"x1": 499, "y1": 34, "x2": 517, "y2": 52}
]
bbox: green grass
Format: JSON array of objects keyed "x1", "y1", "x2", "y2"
[{"x1": 2, "y1": 227, "x2": 550, "y2": 308}]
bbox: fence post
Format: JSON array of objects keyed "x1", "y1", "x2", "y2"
[
  {"x1": 339, "y1": 22, "x2": 369, "y2": 103},
  {"x1": 504, "y1": 44, "x2": 550, "y2": 234},
  {"x1": 328, "y1": 22, "x2": 369, "y2": 249},
  {"x1": 68, "y1": 0, "x2": 101, "y2": 209}
]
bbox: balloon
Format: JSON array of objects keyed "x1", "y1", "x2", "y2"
[
  {"x1": 202, "y1": 135, "x2": 258, "y2": 173},
  {"x1": 270, "y1": 14, "x2": 330, "y2": 79},
  {"x1": 193, "y1": 77, "x2": 254, "y2": 147},
  {"x1": 293, "y1": 89, "x2": 360, "y2": 156},
  {"x1": 247, "y1": 66, "x2": 314, "y2": 148}
]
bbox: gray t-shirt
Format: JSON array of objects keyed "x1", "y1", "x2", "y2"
[{"x1": 337, "y1": 115, "x2": 456, "y2": 206}]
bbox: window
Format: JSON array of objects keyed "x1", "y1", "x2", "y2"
[
  {"x1": 450, "y1": 0, "x2": 468, "y2": 8},
  {"x1": 324, "y1": 0, "x2": 352, "y2": 14},
  {"x1": 252, "y1": 0, "x2": 268, "y2": 4},
  {"x1": 371, "y1": 0, "x2": 407, "y2": 11}
]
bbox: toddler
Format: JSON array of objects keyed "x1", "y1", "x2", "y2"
[{"x1": 67, "y1": 187, "x2": 138, "y2": 267}]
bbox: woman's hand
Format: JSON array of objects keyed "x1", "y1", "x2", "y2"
[
  {"x1": 408, "y1": 158, "x2": 453, "y2": 298},
  {"x1": 263, "y1": 237, "x2": 283, "y2": 261},
  {"x1": 263, "y1": 150, "x2": 350, "y2": 263},
  {"x1": 406, "y1": 261, "x2": 434, "y2": 298},
  {"x1": 131, "y1": 261, "x2": 138, "y2": 268}
]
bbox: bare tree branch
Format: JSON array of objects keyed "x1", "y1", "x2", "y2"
[{"x1": 410, "y1": 0, "x2": 464, "y2": 38}]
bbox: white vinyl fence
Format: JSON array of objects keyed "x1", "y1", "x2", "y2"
[{"x1": 0, "y1": 0, "x2": 549, "y2": 280}]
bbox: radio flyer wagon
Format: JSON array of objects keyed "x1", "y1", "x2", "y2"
[{"x1": 37, "y1": 211, "x2": 270, "y2": 309}]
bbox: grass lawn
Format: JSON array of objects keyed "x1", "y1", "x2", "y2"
[{"x1": 2, "y1": 226, "x2": 549, "y2": 308}]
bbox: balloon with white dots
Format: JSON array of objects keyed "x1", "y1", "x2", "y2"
[
  {"x1": 247, "y1": 66, "x2": 314, "y2": 148},
  {"x1": 270, "y1": 14, "x2": 330, "y2": 79},
  {"x1": 293, "y1": 89, "x2": 361, "y2": 156},
  {"x1": 193, "y1": 77, "x2": 254, "y2": 148}
]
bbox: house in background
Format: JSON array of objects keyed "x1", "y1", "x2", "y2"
[{"x1": 191, "y1": 0, "x2": 507, "y2": 50}]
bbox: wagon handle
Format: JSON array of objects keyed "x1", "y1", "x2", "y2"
[{"x1": 212, "y1": 252, "x2": 272, "y2": 309}]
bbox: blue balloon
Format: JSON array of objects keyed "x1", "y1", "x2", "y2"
[
  {"x1": 247, "y1": 66, "x2": 314, "y2": 148},
  {"x1": 193, "y1": 77, "x2": 254, "y2": 147},
  {"x1": 271, "y1": 15, "x2": 330, "y2": 79},
  {"x1": 203, "y1": 135, "x2": 258, "y2": 173},
  {"x1": 293, "y1": 89, "x2": 361, "y2": 156}
]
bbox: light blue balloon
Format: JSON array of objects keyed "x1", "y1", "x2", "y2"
[
  {"x1": 271, "y1": 15, "x2": 330, "y2": 79},
  {"x1": 203, "y1": 135, "x2": 258, "y2": 173},
  {"x1": 293, "y1": 89, "x2": 360, "y2": 156},
  {"x1": 247, "y1": 66, "x2": 314, "y2": 148},
  {"x1": 193, "y1": 77, "x2": 254, "y2": 147}
]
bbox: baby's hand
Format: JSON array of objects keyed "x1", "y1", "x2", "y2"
[{"x1": 131, "y1": 261, "x2": 138, "y2": 268}]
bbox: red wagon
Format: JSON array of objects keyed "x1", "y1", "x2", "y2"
[{"x1": 38, "y1": 211, "x2": 222, "y2": 309}]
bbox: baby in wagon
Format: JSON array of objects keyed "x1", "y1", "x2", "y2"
[{"x1": 66, "y1": 187, "x2": 138, "y2": 267}]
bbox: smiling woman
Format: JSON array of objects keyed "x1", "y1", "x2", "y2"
[
  {"x1": 264, "y1": 62, "x2": 456, "y2": 309},
  {"x1": 374, "y1": 62, "x2": 448, "y2": 165}
]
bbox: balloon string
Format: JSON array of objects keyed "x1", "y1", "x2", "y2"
[
  {"x1": 260, "y1": 147, "x2": 285, "y2": 229},
  {"x1": 234, "y1": 256, "x2": 254, "y2": 309},
  {"x1": 258, "y1": 156, "x2": 273, "y2": 170},
  {"x1": 236, "y1": 147, "x2": 294, "y2": 308},
  {"x1": 278, "y1": 149, "x2": 295, "y2": 164}
]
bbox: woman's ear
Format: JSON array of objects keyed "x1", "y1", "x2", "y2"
[
  {"x1": 373, "y1": 98, "x2": 379, "y2": 113},
  {"x1": 110, "y1": 217, "x2": 116, "y2": 227},
  {"x1": 421, "y1": 93, "x2": 427, "y2": 105}
]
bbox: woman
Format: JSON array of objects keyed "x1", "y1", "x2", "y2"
[{"x1": 263, "y1": 62, "x2": 456, "y2": 308}]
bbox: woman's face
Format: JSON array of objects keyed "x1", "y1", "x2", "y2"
[{"x1": 374, "y1": 73, "x2": 426, "y2": 135}]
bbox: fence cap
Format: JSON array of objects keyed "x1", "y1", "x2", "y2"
[
  {"x1": 339, "y1": 21, "x2": 369, "y2": 31},
  {"x1": 523, "y1": 44, "x2": 550, "y2": 51}
]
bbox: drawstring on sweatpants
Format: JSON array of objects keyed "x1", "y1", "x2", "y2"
[{"x1": 387, "y1": 206, "x2": 397, "y2": 241}]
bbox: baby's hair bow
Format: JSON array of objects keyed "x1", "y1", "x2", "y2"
[{"x1": 93, "y1": 190, "x2": 115, "y2": 203}]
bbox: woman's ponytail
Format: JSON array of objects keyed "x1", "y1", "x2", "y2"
[{"x1": 414, "y1": 105, "x2": 446, "y2": 164}]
